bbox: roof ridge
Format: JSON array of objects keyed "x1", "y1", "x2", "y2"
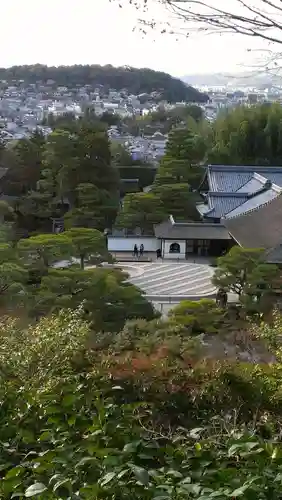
[
  {"x1": 209, "y1": 192, "x2": 249, "y2": 197},
  {"x1": 222, "y1": 191, "x2": 282, "y2": 221},
  {"x1": 235, "y1": 172, "x2": 267, "y2": 193},
  {"x1": 208, "y1": 164, "x2": 282, "y2": 172}
]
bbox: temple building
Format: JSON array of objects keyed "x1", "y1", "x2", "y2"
[
  {"x1": 109, "y1": 165, "x2": 282, "y2": 262},
  {"x1": 153, "y1": 165, "x2": 282, "y2": 260}
]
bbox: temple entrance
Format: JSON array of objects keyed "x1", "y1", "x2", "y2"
[{"x1": 186, "y1": 238, "x2": 233, "y2": 257}]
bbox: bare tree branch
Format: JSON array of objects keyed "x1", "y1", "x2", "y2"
[
  {"x1": 111, "y1": 0, "x2": 282, "y2": 76},
  {"x1": 117, "y1": 0, "x2": 282, "y2": 45},
  {"x1": 163, "y1": 0, "x2": 282, "y2": 44}
]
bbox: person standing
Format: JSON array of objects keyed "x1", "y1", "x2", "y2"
[
  {"x1": 133, "y1": 244, "x2": 138, "y2": 258},
  {"x1": 139, "y1": 243, "x2": 144, "y2": 257}
]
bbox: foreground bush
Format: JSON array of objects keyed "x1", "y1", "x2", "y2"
[
  {"x1": 1, "y1": 310, "x2": 282, "y2": 498},
  {"x1": 2, "y1": 378, "x2": 282, "y2": 499}
]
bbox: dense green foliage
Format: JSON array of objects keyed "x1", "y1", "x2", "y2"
[
  {"x1": 168, "y1": 298, "x2": 226, "y2": 335},
  {"x1": 209, "y1": 103, "x2": 282, "y2": 165},
  {"x1": 213, "y1": 247, "x2": 279, "y2": 319},
  {"x1": 0, "y1": 224, "x2": 157, "y2": 328},
  {"x1": 115, "y1": 192, "x2": 166, "y2": 234},
  {"x1": 0, "y1": 130, "x2": 46, "y2": 196},
  {"x1": 122, "y1": 105, "x2": 204, "y2": 136},
  {"x1": 2, "y1": 121, "x2": 120, "y2": 234},
  {"x1": 1, "y1": 304, "x2": 282, "y2": 499},
  {"x1": 0, "y1": 64, "x2": 208, "y2": 103},
  {"x1": 154, "y1": 127, "x2": 206, "y2": 190}
]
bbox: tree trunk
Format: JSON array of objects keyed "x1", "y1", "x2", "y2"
[{"x1": 80, "y1": 255, "x2": 84, "y2": 270}]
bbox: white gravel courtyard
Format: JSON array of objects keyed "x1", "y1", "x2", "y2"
[{"x1": 122, "y1": 261, "x2": 216, "y2": 298}]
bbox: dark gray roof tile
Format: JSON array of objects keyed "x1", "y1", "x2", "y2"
[
  {"x1": 206, "y1": 192, "x2": 249, "y2": 218},
  {"x1": 154, "y1": 219, "x2": 231, "y2": 240},
  {"x1": 207, "y1": 165, "x2": 282, "y2": 193}
]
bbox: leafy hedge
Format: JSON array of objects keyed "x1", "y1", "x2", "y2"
[{"x1": 1, "y1": 310, "x2": 282, "y2": 498}]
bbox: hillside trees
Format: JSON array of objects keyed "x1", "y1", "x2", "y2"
[
  {"x1": 209, "y1": 104, "x2": 282, "y2": 165},
  {"x1": 123, "y1": 105, "x2": 204, "y2": 135},
  {"x1": 20, "y1": 122, "x2": 120, "y2": 231},
  {"x1": 111, "y1": 143, "x2": 135, "y2": 167},
  {"x1": 0, "y1": 64, "x2": 209, "y2": 102},
  {"x1": 0, "y1": 130, "x2": 45, "y2": 196}
]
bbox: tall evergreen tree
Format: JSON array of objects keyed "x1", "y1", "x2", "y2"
[
  {"x1": 154, "y1": 127, "x2": 206, "y2": 189},
  {"x1": 1, "y1": 130, "x2": 45, "y2": 196},
  {"x1": 22, "y1": 122, "x2": 120, "y2": 231}
]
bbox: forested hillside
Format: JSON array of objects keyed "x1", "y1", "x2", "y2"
[{"x1": 0, "y1": 64, "x2": 209, "y2": 103}]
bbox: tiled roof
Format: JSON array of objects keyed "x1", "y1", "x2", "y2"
[
  {"x1": 206, "y1": 192, "x2": 249, "y2": 219},
  {"x1": 223, "y1": 194, "x2": 282, "y2": 249},
  {"x1": 261, "y1": 172, "x2": 282, "y2": 186},
  {"x1": 207, "y1": 165, "x2": 282, "y2": 193},
  {"x1": 208, "y1": 168, "x2": 251, "y2": 192},
  {"x1": 154, "y1": 219, "x2": 231, "y2": 240},
  {"x1": 226, "y1": 185, "x2": 282, "y2": 218},
  {"x1": 236, "y1": 173, "x2": 269, "y2": 193}
]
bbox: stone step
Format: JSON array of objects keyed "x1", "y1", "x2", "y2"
[
  {"x1": 131, "y1": 266, "x2": 206, "y2": 288},
  {"x1": 144, "y1": 273, "x2": 213, "y2": 295}
]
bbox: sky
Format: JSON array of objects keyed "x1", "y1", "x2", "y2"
[{"x1": 0, "y1": 0, "x2": 269, "y2": 76}]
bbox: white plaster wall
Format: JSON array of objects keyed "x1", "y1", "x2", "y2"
[
  {"x1": 108, "y1": 236, "x2": 159, "y2": 252},
  {"x1": 163, "y1": 240, "x2": 186, "y2": 260}
]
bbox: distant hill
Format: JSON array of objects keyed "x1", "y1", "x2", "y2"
[
  {"x1": 0, "y1": 64, "x2": 209, "y2": 103},
  {"x1": 182, "y1": 72, "x2": 282, "y2": 89}
]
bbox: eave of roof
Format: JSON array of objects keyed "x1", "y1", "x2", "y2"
[{"x1": 154, "y1": 218, "x2": 231, "y2": 240}]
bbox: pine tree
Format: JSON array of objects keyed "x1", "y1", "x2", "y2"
[{"x1": 154, "y1": 127, "x2": 206, "y2": 189}]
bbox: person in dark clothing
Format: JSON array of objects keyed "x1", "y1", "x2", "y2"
[
  {"x1": 156, "y1": 248, "x2": 162, "y2": 259},
  {"x1": 133, "y1": 244, "x2": 138, "y2": 257},
  {"x1": 139, "y1": 244, "x2": 144, "y2": 257}
]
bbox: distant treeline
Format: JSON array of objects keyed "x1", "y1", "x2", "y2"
[{"x1": 0, "y1": 64, "x2": 209, "y2": 103}]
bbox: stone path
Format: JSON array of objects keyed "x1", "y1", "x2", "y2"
[{"x1": 127, "y1": 261, "x2": 216, "y2": 298}]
